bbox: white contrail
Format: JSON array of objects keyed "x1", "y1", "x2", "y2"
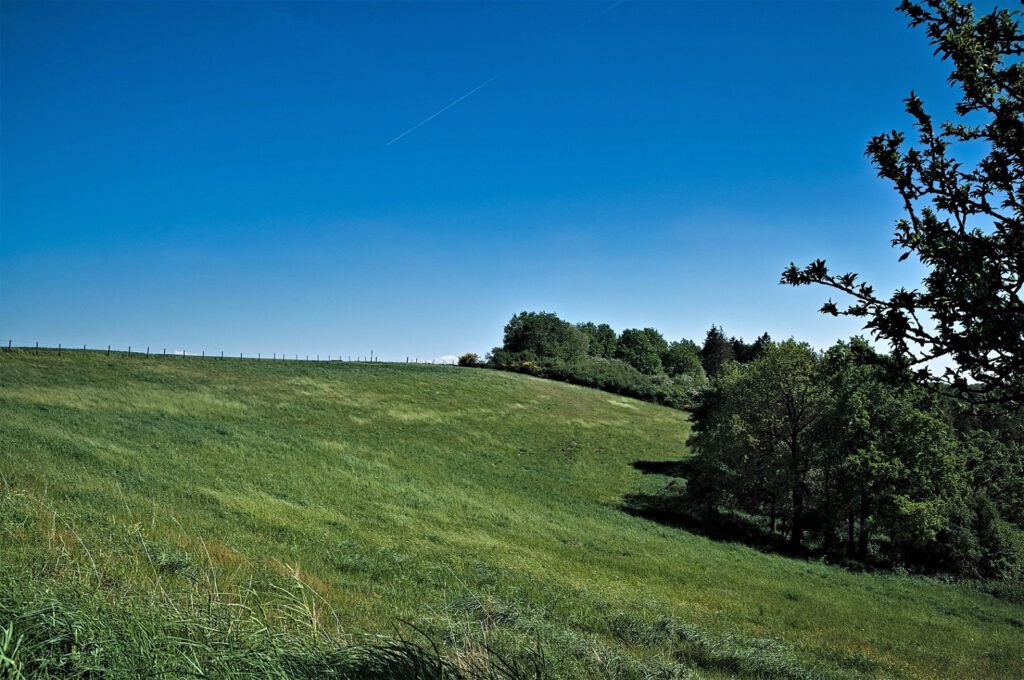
[
  {"x1": 593, "y1": 0, "x2": 626, "y2": 23},
  {"x1": 386, "y1": 73, "x2": 502, "y2": 147},
  {"x1": 385, "y1": 0, "x2": 626, "y2": 147}
]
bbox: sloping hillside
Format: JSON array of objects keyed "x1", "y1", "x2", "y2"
[{"x1": 1, "y1": 350, "x2": 1021, "y2": 678}]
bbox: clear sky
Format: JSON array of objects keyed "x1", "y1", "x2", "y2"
[{"x1": 1, "y1": 0, "x2": 969, "y2": 361}]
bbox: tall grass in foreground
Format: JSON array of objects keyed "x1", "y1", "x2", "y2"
[
  {"x1": 0, "y1": 480, "x2": 849, "y2": 679},
  {"x1": 0, "y1": 481, "x2": 540, "y2": 680}
]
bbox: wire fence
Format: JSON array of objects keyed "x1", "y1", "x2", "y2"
[{"x1": 2, "y1": 340, "x2": 458, "y2": 365}]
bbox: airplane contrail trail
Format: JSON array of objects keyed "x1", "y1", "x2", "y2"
[
  {"x1": 386, "y1": 73, "x2": 502, "y2": 147},
  {"x1": 385, "y1": 0, "x2": 625, "y2": 147}
]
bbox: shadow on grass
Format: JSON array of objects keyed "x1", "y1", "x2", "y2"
[{"x1": 622, "y1": 459, "x2": 809, "y2": 560}]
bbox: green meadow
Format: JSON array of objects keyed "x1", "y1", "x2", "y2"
[{"x1": 1, "y1": 349, "x2": 1021, "y2": 678}]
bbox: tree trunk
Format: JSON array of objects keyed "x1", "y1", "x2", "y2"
[
  {"x1": 847, "y1": 510, "x2": 856, "y2": 557},
  {"x1": 822, "y1": 465, "x2": 835, "y2": 553},
  {"x1": 790, "y1": 484, "x2": 804, "y2": 549},
  {"x1": 788, "y1": 434, "x2": 803, "y2": 550},
  {"x1": 857, "y1": 495, "x2": 870, "y2": 561}
]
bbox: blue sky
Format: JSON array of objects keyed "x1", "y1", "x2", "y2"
[{"x1": 1, "y1": 1, "x2": 967, "y2": 360}]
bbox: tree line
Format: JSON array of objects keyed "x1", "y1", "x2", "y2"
[
  {"x1": 683, "y1": 337, "x2": 1023, "y2": 579},
  {"x1": 461, "y1": 0, "x2": 1024, "y2": 583},
  {"x1": 471, "y1": 312, "x2": 1023, "y2": 579},
  {"x1": 470, "y1": 311, "x2": 771, "y2": 409}
]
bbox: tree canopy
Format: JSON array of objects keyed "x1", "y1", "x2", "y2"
[
  {"x1": 685, "y1": 336, "x2": 1024, "y2": 576},
  {"x1": 502, "y1": 312, "x2": 587, "y2": 362},
  {"x1": 577, "y1": 322, "x2": 618, "y2": 359},
  {"x1": 663, "y1": 339, "x2": 704, "y2": 379},
  {"x1": 616, "y1": 328, "x2": 669, "y2": 375},
  {"x1": 782, "y1": 0, "x2": 1024, "y2": 404}
]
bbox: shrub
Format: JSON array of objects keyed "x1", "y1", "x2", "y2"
[
  {"x1": 486, "y1": 351, "x2": 698, "y2": 409},
  {"x1": 458, "y1": 353, "x2": 481, "y2": 367}
]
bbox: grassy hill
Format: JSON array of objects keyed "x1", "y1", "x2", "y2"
[{"x1": 1, "y1": 349, "x2": 1021, "y2": 678}]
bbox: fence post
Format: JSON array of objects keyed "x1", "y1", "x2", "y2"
[
  {"x1": 147, "y1": 347, "x2": 150, "y2": 357},
  {"x1": 128, "y1": 346, "x2": 131, "y2": 356},
  {"x1": 35, "y1": 341, "x2": 38, "y2": 354},
  {"x1": 7, "y1": 340, "x2": 10, "y2": 351},
  {"x1": 107, "y1": 345, "x2": 110, "y2": 356},
  {"x1": 202, "y1": 350, "x2": 205, "y2": 358},
  {"x1": 58, "y1": 343, "x2": 61, "y2": 356},
  {"x1": 221, "y1": 350, "x2": 224, "y2": 359}
]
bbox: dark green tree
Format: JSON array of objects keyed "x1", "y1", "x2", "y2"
[
  {"x1": 616, "y1": 328, "x2": 668, "y2": 375},
  {"x1": 577, "y1": 322, "x2": 618, "y2": 358},
  {"x1": 688, "y1": 334, "x2": 1023, "y2": 575},
  {"x1": 782, "y1": 0, "x2": 1024, "y2": 404},
  {"x1": 749, "y1": 332, "x2": 773, "y2": 361},
  {"x1": 690, "y1": 340, "x2": 827, "y2": 548},
  {"x1": 700, "y1": 325, "x2": 735, "y2": 377},
  {"x1": 730, "y1": 337, "x2": 754, "y2": 364},
  {"x1": 501, "y1": 311, "x2": 587, "y2": 362},
  {"x1": 952, "y1": 401, "x2": 1024, "y2": 529},
  {"x1": 577, "y1": 322, "x2": 599, "y2": 356},
  {"x1": 663, "y1": 339, "x2": 705, "y2": 379},
  {"x1": 592, "y1": 323, "x2": 618, "y2": 359},
  {"x1": 815, "y1": 339, "x2": 963, "y2": 561}
]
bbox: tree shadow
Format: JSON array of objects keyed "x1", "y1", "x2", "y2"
[
  {"x1": 629, "y1": 459, "x2": 689, "y2": 477},
  {"x1": 622, "y1": 459, "x2": 809, "y2": 559}
]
